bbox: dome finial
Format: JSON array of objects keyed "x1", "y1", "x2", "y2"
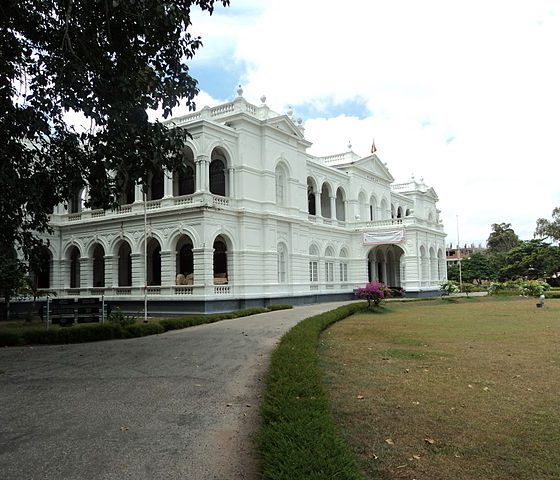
[
  {"x1": 236, "y1": 84, "x2": 243, "y2": 97},
  {"x1": 260, "y1": 94, "x2": 267, "y2": 105}
]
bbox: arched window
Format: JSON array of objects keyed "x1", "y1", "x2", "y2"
[
  {"x1": 321, "y1": 183, "x2": 331, "y2": 218},
  {"x1": 335, "y1": 188, "x2": 345, "y2": 221},
  {"x1": 339, "y1": 248, "x2": 348, "y2": 282},
  {"x1": 68, "y1": 189, "x2": 83, "y2": 214},
  {"x1": 275, "y1": 164, "x2": 286, "y2": 206},
  {"x1": 69, "y1": 246, "x2": 81, "y2": 288},
  {"x1": 380, "y1": 199, "x2": 388, "y2": 220},
  {"x1": 177, "y1": 165, "x2": 195, "y2": 196},
  {"x1": 32, "y1": 248, "x2": 51, "y2": 289},
  {"x1": 307, "y1": 178, "x2": 317, "y2": 215},
  {"x1": 92, "y1": 244, "x2": 105, "y2": 288},
  {"x1": 149, "y1": 170, "x2": 165, "y2": 200},
  {"x1": 213, "y1": 236, "x2": 228, "y2": 284},
  {"x1": 277, "y1": 243, "x2": 287, "y2": 283},
  {"x1": 209, "y1": 150, "x2": 227, "y2": 196},
  {"x1": 325, "y1": 247, "x2": 334, "y2": 283},
  {"x1": 117, "y1": 241, "x2": 132, "y2": 287},
  {"x1": 369, "y1": 195, "x2": 377, "y2": 221},
  {"x1": 358, "y1": 192, "x2": 367, "y2": 221},
  {"x1": 147, "y1": 238, "x2": 162, "y2": 286},
  {"x1": 175, "y1": 147, "x2": 196, "y2": 196},
  {"x1": 309, "y1": 245, "x2": 319, "y2": 283}
]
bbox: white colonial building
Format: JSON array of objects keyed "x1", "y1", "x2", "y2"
[{"x1": 35, "y1": 89, "x2": 447, "y2": 313}]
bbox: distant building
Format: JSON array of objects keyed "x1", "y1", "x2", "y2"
[
  {"x1": 33, "y1": 89, "x2": 447, "y2": 312},
  {"x1": 446, "y1": 244, "x2": 485, "y2": 265}
]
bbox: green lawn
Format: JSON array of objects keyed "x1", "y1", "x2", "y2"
[{"x1": 320, "y1": 297, "x2": 560, "y2": 480}]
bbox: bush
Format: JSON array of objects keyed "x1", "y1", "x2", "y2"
[
  {"x1": 123, "y1": 322, "x2": 164, "y2": 338},
  {"x1": 0, "y1": 330, "x2": 24, "y2": 347},
  {"x1": 108, "y1": 307, "x2": 136, "y2": 327},
  {"x1": 489, "y1": 280, "x2": 551, "y2": 297},
  {"x1": 22, "y1": 323, "x2": 122, "y2": 345},
  {"x1": 229, "y1": 307, "x2": 269, "y2": 318},
  {"x1": 267, "y1": 304, "x2": 293, "y2": 311},
  {"x1": 388, "y1": 287, "x2": 405, "y2": 298},
  {"x1": 440, "y1": 280, "x2": 459, "y2": 295},
  {"x1": 354, "y1": 282, "x2": 390, "y2": 307}
]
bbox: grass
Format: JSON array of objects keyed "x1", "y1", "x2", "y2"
[
  {"x1": 257, "y1": 302, "x2": 367, "y2": 480},
  {"x1": 320, "y1": 296, "x2": 560, "y2": 480}
]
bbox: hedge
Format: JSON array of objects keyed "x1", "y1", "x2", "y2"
[{"x1": 257, "y1": 302, "x2": 367, "y2": 479}]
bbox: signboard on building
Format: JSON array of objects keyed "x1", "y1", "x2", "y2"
[{"x1": 363, "y1": 229, "x2": 405, "y2": 245}]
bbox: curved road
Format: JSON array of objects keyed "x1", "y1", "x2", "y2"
[{"x1": 0, "y1": 301, "x2": 351, "y2": 480}]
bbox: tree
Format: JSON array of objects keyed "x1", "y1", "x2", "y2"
[
  {"x1": 0, "y1": 255, "x2": 27, "y2": 320},
  {"x1": 499, "y1": 240, "x2": 560, "y2": 281},
  {"x1": 535, "y1": 207, "x2": 560, "y2": 243},
  {"x1": 460, "y1": 252, "x2": 496, "y2": 284},
  {"x1": 354, "y1": 282, "x2": 390, "y2": 308},
  {"x1": 486, "y1": 223, "x2": 520, "y2": 253},
  {"x1": 1, "y1": 0, "x2": 229, "y2": 264}
]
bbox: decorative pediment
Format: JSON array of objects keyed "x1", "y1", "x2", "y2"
[
  {"x1": 350, "y1": 154, "x2": 395, "y2": 183},
  {"x1": 265, "y1": 116, "x2": 305, "y2": 140}
]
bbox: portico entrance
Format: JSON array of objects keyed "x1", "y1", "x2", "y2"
[{"x1": 367, "y1": 245, "x2": 404, "y2": 287}]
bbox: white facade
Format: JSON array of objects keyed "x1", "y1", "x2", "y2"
[{"x1": 36, "y1": 91, "x2": 447, "y2": 309}]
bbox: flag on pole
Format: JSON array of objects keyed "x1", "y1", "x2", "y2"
[{"x1": 370, "y1": 137, "x2": 377, "y2": 154}]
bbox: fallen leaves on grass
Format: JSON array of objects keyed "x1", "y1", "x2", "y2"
[{"x1": 385, "y1": 438, "x2": 395, "y2": 445}]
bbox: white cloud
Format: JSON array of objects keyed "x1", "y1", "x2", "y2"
[{"x1": 177, "y1": 0, "x2": 560, "y2": 244}]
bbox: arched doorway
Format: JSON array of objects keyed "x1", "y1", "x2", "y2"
[
  {"x1": 176, "y1": 235, "x2": 194, "y2": 284},
  {"x1": 68, "y1": 246, "x2": 81, "y2": 288},
  {"x1": 367, "y1": 245, "x2": 404, "y2": 287},
  {"x1": 147, "y1": 238, "x2": 162, "y2": 286},
  {"x1": 117, "y1": 241, "x2": 132, "y2": 287},
  {"x1": 92, "y1": 244, "x2": 105, "y2": 287},
  {"x1": 213, "y1": 236, "x2": 228, "y2": 284}
]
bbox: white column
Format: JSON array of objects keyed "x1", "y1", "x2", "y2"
[
  {"x1": 197, "y1": 155, "x2": 209, "y2": 192},
  {"x1": 228, "y1": 167, "x2": 234, "y2": 198},
  {"x1": 79, "y1": 257, "x2": 90, "y2": 290},
  {"x1": 160, "y1": 250, "x2": 175, "y2": 288},
  {"x1": 163, "y1": 170, "x2": 173, "y2": 198},
  {"x1": 104, "y1": 255, "x2": 114, "y2": 289},
  {"x1": 330, "y1": 196, "x2": 336, "y2": 219},
  {"x1": 130, "y1": 252, "x2": 143, "y2": 288}
]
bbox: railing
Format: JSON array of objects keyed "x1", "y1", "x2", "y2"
[
  {"x1": 115, "y1": 287, "x2": 132, "y2": 295},
  {"x1": 308, "y1": 215, "x2": 317, "y2": 222},
  {"x1": 146, "y1": 287, "x2": 161, "y2": 295},
  {"x1": 212, "y1": 196, "x2": 229, "y2": 207},
  {"x1": 310, "y1": 284, "x2": 319, "y2": 290},
  {"x1": 174, "y1": 286, "x2": 194, "y2": 295},
  {"x1": 90, "y1": 288, "x2": 105, "y2": 296},
  {"x1": 214, "y1": 285, "x2": 230, "y2": 295},
  {"x1": 68, "y1": 213, "x2": 82, "y2": 222},
  {"x1": 66, "y1": 288, "x2": 82, "y2": 295},
  {"x1": 117, "y1": 205, "x2": 132, "y2": 214},
  {"x1": 146, "y1": 200, "x2": 161, "y2": 210},
  {"x1": 91, "y1": 209, "x2": 105, "y2": 218},
  {"x1": 174, "y1": 195, "x2": 194, "y2": 206}
]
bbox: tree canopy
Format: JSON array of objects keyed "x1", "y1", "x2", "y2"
[
  {"x1": 535, "y1": 207, "x2": 560, "y2": 243},
  {"x1": 1, "y1": 0, "x2": 229, "y2": 261},
  {"x1": 486, "y1": 223, "x2": 520, "y2": 253}
]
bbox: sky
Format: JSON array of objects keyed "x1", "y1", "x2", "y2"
[{"x1": 164, "y1": 0, "x2": 560, "y2": 247}]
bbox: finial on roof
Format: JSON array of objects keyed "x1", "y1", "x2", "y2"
[
  {"x1": 236, "y1": 84, "x2": 243, "y2": 97},
  {"x1": 348, "y1": 140, "x2": 352, "y2": 151},
  {"x1": 260, "y1": 94, "x2": 267, "y2": 105},
  {"x1": 287, "y1": 106, "x2": 293, "y2": 117},
  {"x1": 296, "y1": 117, "x2": 303, "y2": 126}
]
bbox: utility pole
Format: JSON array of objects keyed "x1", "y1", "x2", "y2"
[{"x1": 457, "y1": 215, "x2": 463, "y2": 293}]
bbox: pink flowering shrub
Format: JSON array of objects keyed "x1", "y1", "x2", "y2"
[{"x1": 354, "y1": 282, "x2": 391, "y2": 307}]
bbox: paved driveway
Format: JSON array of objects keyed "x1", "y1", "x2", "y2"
[{"x1": 0, "y1": 301, "x2": 352, "y2": 480}]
